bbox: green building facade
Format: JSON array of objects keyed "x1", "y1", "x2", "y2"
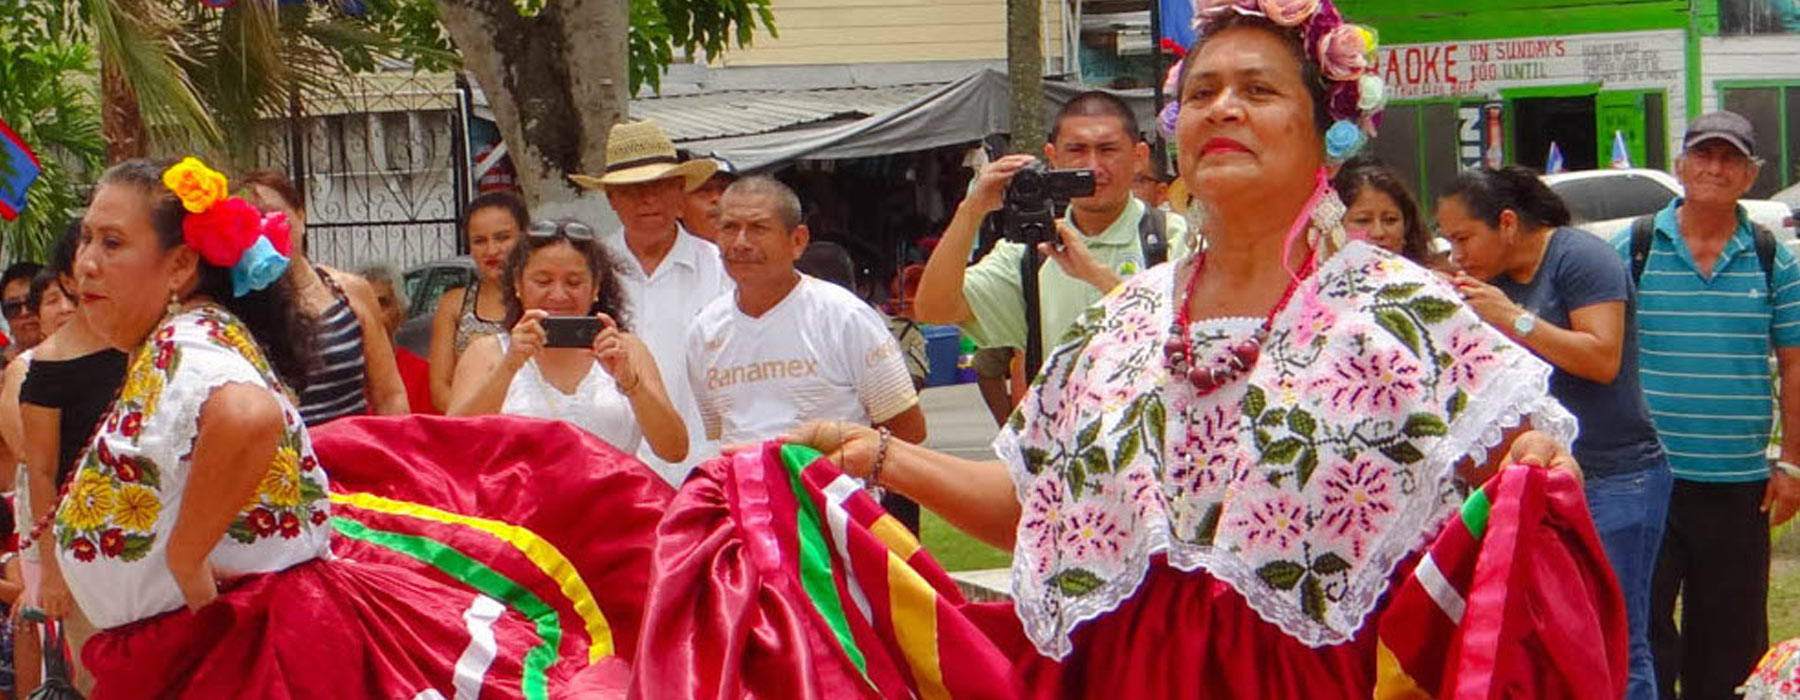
[{"x1": 1340, "y1": 0, "x2": 1800, "y2": 201}]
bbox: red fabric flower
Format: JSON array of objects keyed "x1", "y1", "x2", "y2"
[
  {"x1": 97, "y1": 440, "x2": 117, "y2": 468},
  {"x1": 182, "y1": 197, "x2": 263, "y2": 268},
  {"x1": 70, "y1": 537, "x2": 97, "y2": 562},
  {"x1": 154, "y1": 342, "x2": 175, "y2": 370},
  {"x1": 249, "y1": 508, "x2": 278, "y2": 536},
  {"x1": 277, "y1": 512, "x2": 302, "y2": 539},
  {"x1": 309, "y1": 509, "x2": 328, "y2": 526},
  {"x1": 260, "y1": 211, "x2": 293, "y2": 257},
  {"x1": 100, "y1": 529, "x2": 126, "y2": 557}
]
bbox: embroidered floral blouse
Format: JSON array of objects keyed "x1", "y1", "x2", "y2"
[
  {"x1": 996, "y1": 242, "x2": 1578, "y2": 659},
  {"x1": 54, "y1": 306, "x2": 332, "y2": 629}
]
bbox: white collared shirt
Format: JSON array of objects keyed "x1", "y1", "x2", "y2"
[{"x1": 604, "y1": 226, "x2": 732, "y2": 484}]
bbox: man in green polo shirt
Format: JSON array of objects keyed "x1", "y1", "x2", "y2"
[{"x1": 915, "y1": 92, "x2": 1191, "y2": 369}]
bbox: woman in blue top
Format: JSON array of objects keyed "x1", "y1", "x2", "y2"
[{"x1": 1435, "y1": 165, "x2": 1672, "y2": 700}]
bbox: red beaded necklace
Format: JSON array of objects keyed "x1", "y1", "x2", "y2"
[{"x1": 1162, "y1": 251, "x2": 1315, "y2": 395}]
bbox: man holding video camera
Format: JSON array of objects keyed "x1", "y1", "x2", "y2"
[{"x1": 915, "y1": 92, "x2": 1191, "y2": 376}]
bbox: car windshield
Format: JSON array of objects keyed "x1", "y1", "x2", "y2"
[{"x1": 1548, "y1": 174, "x2": 1677, "y2": 223}]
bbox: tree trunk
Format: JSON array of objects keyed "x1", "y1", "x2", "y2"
[
  {"x1": 1007, "y1": 0, "x2": 1045, "y2": 155},
  {"x1": 436, "y1": 0, "x2": 629, "y2": 216},
  {"x1": 100, "y1": 51, "x2": 148, "y2": 163}
]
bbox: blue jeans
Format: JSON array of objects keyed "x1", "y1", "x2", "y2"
[{"x1": 1586, "y1": 456, "x2": 1674, "y2": 700}]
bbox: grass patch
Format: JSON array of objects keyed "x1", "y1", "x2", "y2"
[
  {"x1": 1774, "y1": 557, "x2": 1799, "y2": 643},
  {"x1": 921, "y1": 510, "x2": 1012, "y2": 572}
]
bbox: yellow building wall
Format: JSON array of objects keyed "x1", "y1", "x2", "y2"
[{"x1": 718, "y1": 0, "x2": 1065, "y2": 66}]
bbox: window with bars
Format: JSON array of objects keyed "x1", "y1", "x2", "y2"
[{"x1": 1720, "y1": 84, "x2": 1800, "y2": 199}]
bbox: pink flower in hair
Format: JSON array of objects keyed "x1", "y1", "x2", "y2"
[
  {"x1": 1317, "y1": 24, "x2": 1376, "y2": 82},
  {"x1": 1195, "y1": 0, "x2": 1257, "y2": 15},
  {"x1": 1257, "y1": 0, "x2": 1320, "y2": 26}
]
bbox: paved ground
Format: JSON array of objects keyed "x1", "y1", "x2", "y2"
[{"x1": 918, "y1": 382, "x2": 1003, "y2": 461}]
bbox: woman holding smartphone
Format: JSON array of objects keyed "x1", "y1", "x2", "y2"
[{"x1": 447, "y1": 218, "x2": 688, "y2": 463}]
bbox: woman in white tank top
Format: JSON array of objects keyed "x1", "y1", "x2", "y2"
[{"x1": 446, "y1": 219, "x2": 689, "y2": 464}]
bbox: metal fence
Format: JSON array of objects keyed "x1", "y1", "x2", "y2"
[{"x1": 257, "y1": 71, "x2": 471, "y2": 274}]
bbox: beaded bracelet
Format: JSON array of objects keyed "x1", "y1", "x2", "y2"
[
  {"x1": 18, "y1": 509, "x2": 56, "y2": 552},
  {"x1": 867, "y1": 426, "x2": 893, "y2": 491}
]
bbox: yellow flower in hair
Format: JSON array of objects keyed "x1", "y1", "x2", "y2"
[{"x1": 162, "y1": 157, "x2": 229, "y2": 214}]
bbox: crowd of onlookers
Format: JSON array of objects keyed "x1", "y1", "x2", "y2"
[{"x1": 0, "y1": 101, "x2": 1793, "y2": 698}]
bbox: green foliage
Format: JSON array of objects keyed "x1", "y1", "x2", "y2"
[
  {"x1": 627, "y1": 0, "x2": 778, "y2": 94},
  {"x1": 0, "y1": 39, "x2": 105, "y2": 261},
  {"x1": 346, "y1": 0, "x2": 459, "y2": 72},
  {"x1": 358, "y1": 0, "x2": 776, "y2": 94},
  {"x1": 169, "y1": 0, "x2": 457, "y2": 165}
]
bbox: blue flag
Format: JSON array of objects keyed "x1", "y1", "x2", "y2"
[
  {"x1": 0, "y1": 118, "x2": 41, "y2": 221},
  {"x1": 1159, "y1": 0, "x2": 1196, "y2": 51},
  {"x1": 1610, "y1": 130, "x2": 1633, "y2": 169},
  {"x1": 1546, "y1": 142, "x2": 1566, "y2": 174}
]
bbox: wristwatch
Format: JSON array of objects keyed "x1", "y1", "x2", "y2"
[
  {"x1": 1511, "y1": 310, "x2": 1538, "y2": 338},
  {"x1": 1776, "y1": 461, "x2": 1800, "y2": 479}
]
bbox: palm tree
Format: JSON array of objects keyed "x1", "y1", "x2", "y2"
[
  {"x1": 74, "y1": 0, "x2": 452, "y2": 167},
  {"x1": 0, "y1": 36, "x2": 105, "y2": 259}
]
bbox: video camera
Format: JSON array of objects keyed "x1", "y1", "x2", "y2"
[{"x1": 1000, "y1": 162, "x2": 1095, "y2": 248}]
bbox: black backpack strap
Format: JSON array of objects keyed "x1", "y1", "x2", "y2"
[
  {"x1": 1138, "y1": 207, "x2": 1168, "y2": 267},
  {"x1": 1629, "y1": 215, "x2": 1656, "y2": 284},
  {"x1": 1753, "y1": 222, "x2": 1778, "y2": 293}
]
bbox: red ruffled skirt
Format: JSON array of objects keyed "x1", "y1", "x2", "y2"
[
  {"x1": 84, "y1": 558, "x2": 632, "y2": 699},
  {"x1": 633, "y1": 444, "x2": 1627, "y2": 700},
  {"x1": 83, "y1": 415, "x2": 672, "y2": 699}
]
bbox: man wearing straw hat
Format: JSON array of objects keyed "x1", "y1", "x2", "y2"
[{"x1": 571, "y1": 119, "x2": 731, "y2": 483}]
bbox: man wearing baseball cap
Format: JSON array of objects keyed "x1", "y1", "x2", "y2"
[
  {"x1": 1612, "y1": 110, "x2": 1800, "y2": 699},
  {"x1": 678, "y1": 153, "x2": 737, "y2": 244},
  {"x1": 571, "y1": 119, "x2": 732, "y2": 483}
]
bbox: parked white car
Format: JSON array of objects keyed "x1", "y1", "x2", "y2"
[{"x1": 1540, "y1": 169, "x2": 1796, "y2": 245}]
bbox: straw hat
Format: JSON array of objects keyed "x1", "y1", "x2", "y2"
[{"x1": 569, "y1": 120, "x2": 717, "y2": 192}]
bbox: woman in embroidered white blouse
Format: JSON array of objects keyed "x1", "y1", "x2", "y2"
[{"x1": 788, "y1": 1, "x2": 1587, "y2": 696}]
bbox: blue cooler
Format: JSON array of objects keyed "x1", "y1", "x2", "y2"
[{"x1": 922, "y1": 324, "x2": 962, "y2": 387}]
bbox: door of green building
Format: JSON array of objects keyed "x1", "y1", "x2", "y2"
[{"x1": 1596, "y1": 90, "x2": 1668, "y2": 171}]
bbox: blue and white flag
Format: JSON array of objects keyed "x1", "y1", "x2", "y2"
[
  {"x1": 0, "y1": 118, "x2": 40, "y2": 221},
  {"x1": 1609, "y1": 130, "x2": 1633, "y2": 169},
  {"x1": 1546, "y1": 142, "x2": 1566, "y2": 174}
]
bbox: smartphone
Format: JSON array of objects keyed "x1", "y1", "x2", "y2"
[{"x1": 541, "y1": 315, "x2": 603, "y2": 348}]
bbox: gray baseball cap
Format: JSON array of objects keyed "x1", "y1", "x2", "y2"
[{"x1": 1683, "y1": 111, "x2": 1756, "y2": 157}]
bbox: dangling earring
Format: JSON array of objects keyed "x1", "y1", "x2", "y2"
[
  {"x1": 1310, "y1": 188, "x2": 1350, "y2": 256},
  {"x1": 1184, "y1": 200, "x2": 1209, "y2": 251},
  {"x1": 166, "y1": 290, "x2": 181, "y2": 318}
]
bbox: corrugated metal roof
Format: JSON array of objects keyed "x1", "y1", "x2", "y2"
[{"x1": 630, "y1": 84, "x2": 943, "y2": 142}]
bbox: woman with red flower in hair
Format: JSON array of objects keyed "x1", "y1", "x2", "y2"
[{"x1": 49, "y1": 158, "x2": 635, "y2": 698}]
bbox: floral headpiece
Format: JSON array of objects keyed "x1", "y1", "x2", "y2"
[
  {"x1": 1164, "y1": 0, "x2": 1385, "y2": 163},
  {"x1": 162, "y1": 157, "x2": 293, "y2": 297}
]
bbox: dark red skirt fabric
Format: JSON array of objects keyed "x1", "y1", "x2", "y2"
[
  {"x1": 1002, "y1": 558, "x2": 1388, "y2": 699},
  {"x1": 83, "y1": 558, "x2": 632, "y2": 700},
  {"x1": 83, "y1": 415, "x2": 669, "y2": 699}
]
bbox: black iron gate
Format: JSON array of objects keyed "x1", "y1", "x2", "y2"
[{"x1": 269, "y1": 72, "x2": 470, "y2": 274}]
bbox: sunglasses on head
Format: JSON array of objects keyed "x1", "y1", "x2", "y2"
[{"x1": 528, "y1": 220, "x2": 596, "y2": 242}]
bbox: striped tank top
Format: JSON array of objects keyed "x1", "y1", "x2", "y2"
[{"x1": 299, "y1": 269, "x2": 370, "y2": 426}]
